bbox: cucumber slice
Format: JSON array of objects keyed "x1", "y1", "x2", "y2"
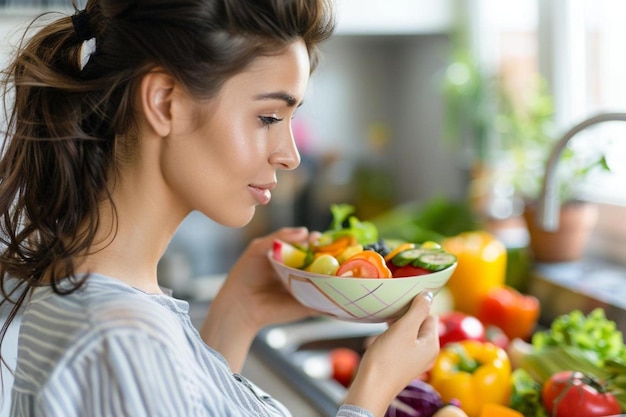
[
  {"x1": 391, "y1": 248, "x2": 429, "y2": 267},
  {"x1": 413, "y1": 252, "x2": 457, "y2": 271}
]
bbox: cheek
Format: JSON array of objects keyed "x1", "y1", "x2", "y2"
[
  {"x1": 163, "y1": 119, "x2": 261, "y2": 199},
  {"x1": 208, "y1": 121, "x2": 264, "y2": 177}
]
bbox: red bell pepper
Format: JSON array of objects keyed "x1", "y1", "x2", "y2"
[{"x1": 477, "y1": 286, "x2": 540, "y2": 341}]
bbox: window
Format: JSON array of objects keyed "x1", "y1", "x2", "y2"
[
  {"x1": 537, "y1": 0, "x2": 626, "y2": 207},
  {"x1": 574, "y1": 0, "x2": 626, "y2": 206},
  {"x1": 471, "y1": 0, "x2": 626, "y2": 262}
]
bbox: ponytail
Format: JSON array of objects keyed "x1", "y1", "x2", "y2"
[
  {"x1": 1, "y1": 8, "x2": 113, "y2": 283},
  {"x1": 0, "y1": 4, "x2": 122, "y2": 372}
]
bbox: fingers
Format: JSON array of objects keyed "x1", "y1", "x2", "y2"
[
  {"x1": 417, "y1": 311, "x2": 438, "y2": 339},
  {"x1": 390, "y1": 292, "x2": 439, "y2": 360},
  {"x1": 308, "y1": 230, "x2": 322, "y2": 244},
  {"x1": 395, "y1": 291, "x2": 433, "y2": 328},
  {"x1": 272, "y1": 226, "x2": 309, "y2": 242},
  {"x1": 264, "y1": 227, "x2": 310, "y2": 248},
  {"x1": 247, "y1": 227, "x2": 310, "y2": 257},
  {"x1": 417, "y1": 314, "x2": 440, "y2": 368}
]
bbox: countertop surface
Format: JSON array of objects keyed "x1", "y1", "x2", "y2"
[{"x1": 529, "y1": 259, "x2": 626, "y2": 332}]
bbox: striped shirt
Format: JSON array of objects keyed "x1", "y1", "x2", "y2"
[{"x1": 9, "y1": 274, "x2": 373, "y2": 417}]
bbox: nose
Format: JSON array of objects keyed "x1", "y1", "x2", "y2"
[{"x1": 271, "y1": 125, "x2": 301, "y2": 170}]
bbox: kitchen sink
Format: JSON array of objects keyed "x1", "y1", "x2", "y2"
[
  {"x1": 252, "y1": 318, "x2": 387, "y2": 417},
  {"x1": 529, "y1": 260, "x2": 626, "y2": 333}
]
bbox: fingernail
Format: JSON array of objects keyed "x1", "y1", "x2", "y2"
[{"x1": 423, "y1": 291, "x2": 433, "y2": 304}]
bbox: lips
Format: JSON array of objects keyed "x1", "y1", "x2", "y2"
[{"x1": 248, "y1": 183, "x2": 276, "y2": 205}]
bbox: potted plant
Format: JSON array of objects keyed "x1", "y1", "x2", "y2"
[
  {"x1": 440, "y1": 19, "x2": 609, "y2": 262},
  {"x1": 520, "y1": 153, "x2": 608, "y2": 263}
]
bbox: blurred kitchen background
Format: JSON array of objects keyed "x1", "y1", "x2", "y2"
[{"x1": 2, "y1": 0, "x2": 626, "y2": 298}]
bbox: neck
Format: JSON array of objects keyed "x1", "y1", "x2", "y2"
[{"x1": 75, "y1": 147, "x2": 190, "y2": 294}]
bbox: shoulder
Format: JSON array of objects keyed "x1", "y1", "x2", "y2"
[
  {"x1": 46, "y1": 280, "x2": 196, "y2": 394},
  {"x1": 79, "y1": 274, "x2": 188, "y2": 342},
  {"x1": 39, "y1": 327, "x2": 212, "y2": 417},
  {"x1": 24, "y1": 273, "x2": 187, "y2": 348},
  {"x1": 14, "y1": 276, "x2": 189, "y2": 403}
]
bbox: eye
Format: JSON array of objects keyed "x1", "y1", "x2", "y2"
[{"x1": 259, "y1": 115, "x2": 284, "y2": 127}]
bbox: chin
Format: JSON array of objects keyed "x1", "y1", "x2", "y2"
[{"x1": 215, "y1": 206, "x2": 257, "y2": 229}]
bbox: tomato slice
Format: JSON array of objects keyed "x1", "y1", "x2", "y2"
[
  {"x1": 336, "y1": 251, "x2": 392, "y2": 278},
  {"x1": 336, "y1": 258, "x2": 380, "y2": 278}
]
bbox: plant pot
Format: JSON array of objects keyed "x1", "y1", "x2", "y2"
[{"x1": 523, "y1": 201, "x2": 599, "y2": 262}]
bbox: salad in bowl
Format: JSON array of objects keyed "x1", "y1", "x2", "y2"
[{"x1": 268, "y1": 204, "x2": 457, "y2": 322}]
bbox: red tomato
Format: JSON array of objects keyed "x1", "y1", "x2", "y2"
[
  {"x1": 438, "y1": 311, "x2": 486, "y2": 347},
  {"x1": 391, "y1": 264, "x2": 431, "y2": 278},
  {"x1": 542, "y1": 370, "x2": 621, "y2": 417},
  {"x1": 336, "y1": 251, "x2": 392, "y2": 278},
  {"x1": 336, "y1": 258, "x2": 379, "y2": 278},
  {"x1": 329, "y1": 348, "x2": 360, "y2": 387}
]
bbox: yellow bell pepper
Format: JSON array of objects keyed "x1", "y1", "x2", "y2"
[
  {"x1": 429, "y1": 340, "x2": 512, "y2": 417},
  {"x1": 441, "y1": 231, "x2": 507, "y2": 316}
]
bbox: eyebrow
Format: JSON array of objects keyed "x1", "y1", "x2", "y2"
[{"x1": 254, "y1": 92, "x2": 303, "y2": 107}]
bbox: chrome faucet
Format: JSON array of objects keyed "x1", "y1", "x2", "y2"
[{"x1": 536, "y1": 112, "x2": 626, "y2": 231}]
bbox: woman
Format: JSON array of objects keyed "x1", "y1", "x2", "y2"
[{"x1": 0, "y1": 0, "x2": 439, "y2": 416}]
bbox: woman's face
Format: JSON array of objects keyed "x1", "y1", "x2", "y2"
[{"x1": 161, "y1": 40, "x2": 310, "y2": 227}]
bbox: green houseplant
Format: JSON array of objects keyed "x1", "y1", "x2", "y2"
[
  {"x1": 440, "y1": 9, "x2": 609, "y2": 262},
  {"x1": 444, "y1": 55, "x2": 609, "y2": 261},
  {"x1": 496, "y1": 77, "x2": 611, "y2": 262},
  {"x1": 495, "y1": 77, "x2": 609, "y2": 204}
]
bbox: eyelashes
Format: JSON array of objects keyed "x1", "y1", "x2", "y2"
[{"x1": 258, "y1": 115, "x2": 284, "y2": 127}]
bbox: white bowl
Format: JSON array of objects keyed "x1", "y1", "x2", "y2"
[{"x1": 268, "y1": 252, "x2": 457, "y2": 323}]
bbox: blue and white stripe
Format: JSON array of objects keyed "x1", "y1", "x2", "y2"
[{"x1": 8, "y1": 274, "x2": 373, "y2": 417}]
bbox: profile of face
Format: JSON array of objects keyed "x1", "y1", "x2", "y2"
[{"x1": 158, "y1": 39, "x2": 311, "y2": 228}]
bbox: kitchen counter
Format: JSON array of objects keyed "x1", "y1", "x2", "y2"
[{"x1": 528, "y1": 259, "x2": 626, "y2": 332}]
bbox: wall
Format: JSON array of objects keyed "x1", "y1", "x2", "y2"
[
  {"x1": 296, "y1": 34, "x2": 466, "y2": 206},
  {"x1": 0, "y1": 10, "x2": 467, "y2": 290}
]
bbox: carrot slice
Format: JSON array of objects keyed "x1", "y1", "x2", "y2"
[
  {"x1": 315, "y1": 236, "x2": 357, "y2": 257},
  {"x1": 384, "y1": 242, "x2": 416, "y2": 262}
]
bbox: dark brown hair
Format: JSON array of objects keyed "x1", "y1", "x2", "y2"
[{"x1": 0, "y1": 0, "x2": 334, "y2": 371}]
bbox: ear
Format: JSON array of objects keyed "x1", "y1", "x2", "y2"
[{"x1": 139, "y1": 70, "x2": 176, "y2": 137}]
